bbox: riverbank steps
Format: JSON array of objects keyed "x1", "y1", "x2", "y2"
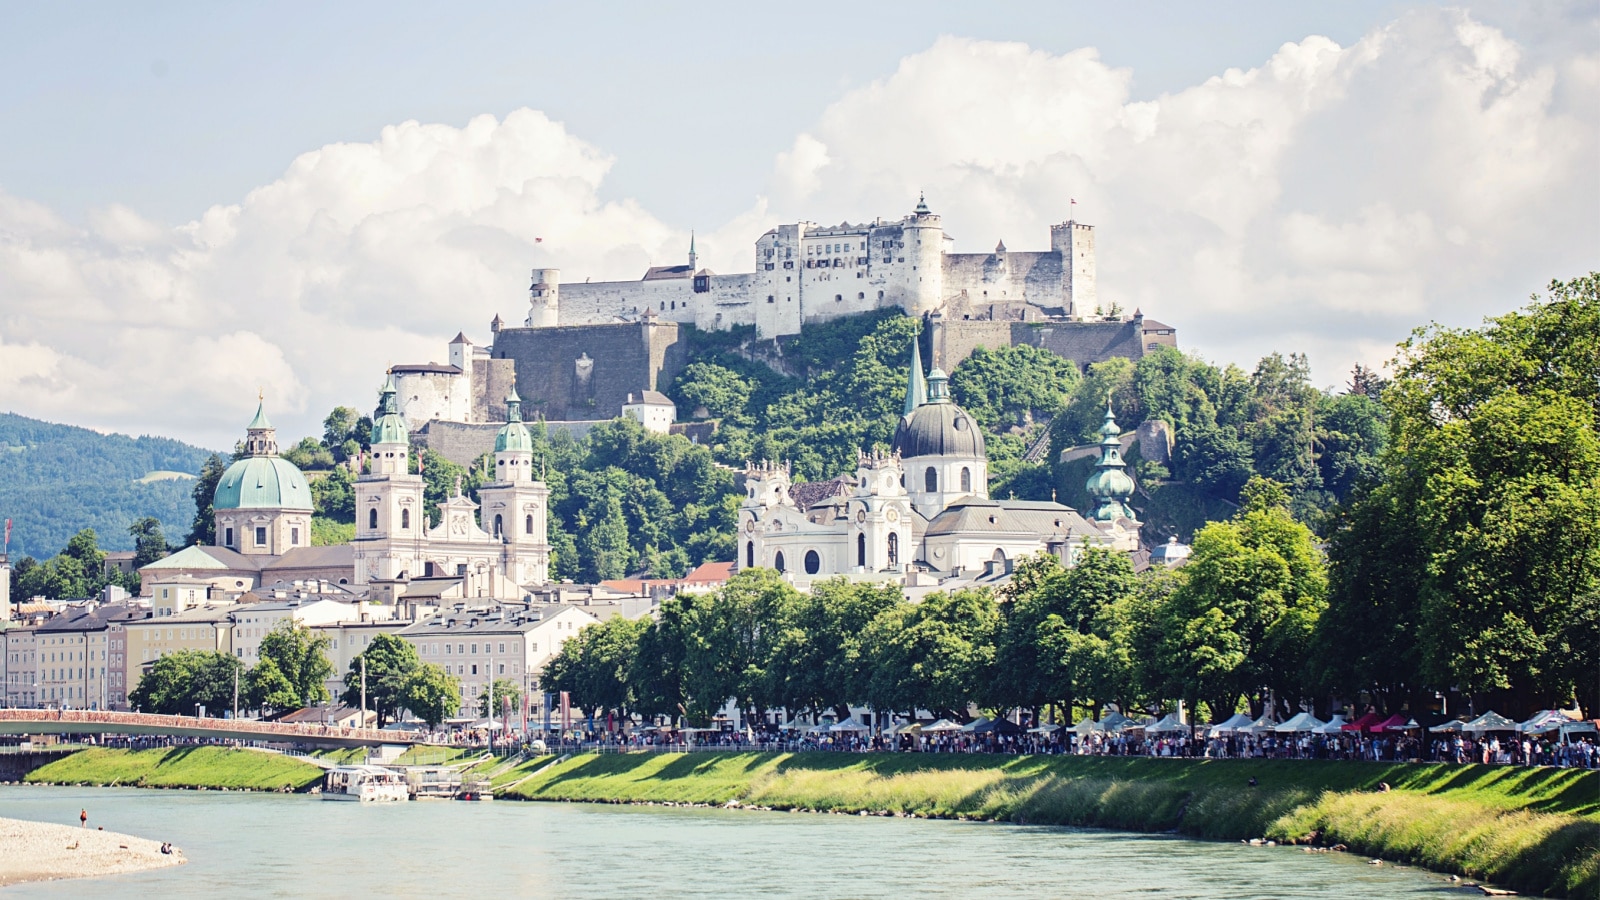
[
  {"x1": 500, "y1": 753, "x2": 1598, "y2": 898},
  {"x1": 0, "y1": 815, "x2": 185, "y2": 886},
  {"x1": 21, "y1": 747, "x2": 323, "y2": 792}
]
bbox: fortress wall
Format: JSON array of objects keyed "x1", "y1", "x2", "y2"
[
  {"x1": 557, "y1": 279, "x2": 697, "y2": 326},
  {"x1": 931, "y1": 319, "x2": 1013, "y2": 370},
  {"x1": 395, "y1": 371, "x2": 467, "y2": 432},
  {"x1": 1014, "y1": 319, "x2": 1145, "y2": 370},
  {"x1": 943, "y1": 251, "x2": 1062, "y2": 309},
  {"x1": 489, "y1": 321, "x2": 686, "y2": 422},
  {"x1": 469, "y1": 358, "x2": 518, "y2": 423}
]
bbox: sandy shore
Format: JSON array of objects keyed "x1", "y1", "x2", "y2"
[{"x1": 0, "y1": 816, "x2": 186, "y2": 886}]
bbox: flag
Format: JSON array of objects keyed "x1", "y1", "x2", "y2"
[
  {"x1": 534, "y1": 237, "x2": 543, "y2": 243},
  {"x1": 3, "y1": 518, "x2": 9, "y2": 549}
]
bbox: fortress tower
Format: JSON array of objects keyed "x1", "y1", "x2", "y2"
[
  {"x1": 1051, "y1": 220, "x2": 1097, "y2": 317},
  {"x1": 527, "y1": 267, "x2": 559, "y2": 328}
]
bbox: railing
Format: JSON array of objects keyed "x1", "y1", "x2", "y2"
[{"x1": 0, "y1": 709, "x2": 410, "y2": 744}]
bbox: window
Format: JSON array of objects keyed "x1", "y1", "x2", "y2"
[
  {"x1": 746, "y1": 541, "x2": 754, "y2": 568},
  {"x1": 961, "y1": 467, "x2": 972, "y2": 492},
  {"x1": 471, "y1": 664, "x2": 478, "y2": 675},
  {"x1": 494, "y1": 514, "x2": 503, "y2": 537},
  {"x1": 290, "y1": 527, "x2": 300, "y2": 545},
  {"x1": 255, "y1": 527, "x2": 267, "y2": 546},
  {"x1": 402, "y1": 509, "x2": 411, "y2": 529},
  {"x1": 925, "y1": 467, "x2": 938, "y2": 492},
  {"x1": 224, "y1": 527, "x2": 233, "y2": 547},
  {"x1": 774, "y1": 551, "x2": 785, "y2": 574},
  {"x1": 369, "y1": 509, "x2": 379, "y2": 529},
  {"x1": 804, "y1": 550, "x2": 820, "y2": 575},
  {"x1": 856, "y1": 533, "x2": 866, "y2": 567},
  {"x1": 498, "y1": 643, "x2": 506, "y2": 654},
  {"x1": 471, "y1": 644, "x2": 478, "y2": 654},
  {"x1": 525, "y1": 514, "x2": 534, "y2": 534}
]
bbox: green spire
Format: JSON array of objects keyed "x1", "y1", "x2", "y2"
[
  {"x1": 1086, "y1": 400, "x2": 1136, "y2": 521},
  {"x1": 370, "y1": 371, "x2": 409, "y2": 447},
  {"x1": 506, "y1": 387, "x2": 523, "y2": 423},
  {"x1": 379, "y1": 372, "x2": 398, "y2": 416},
  {"x1": 247, "y1": 395, "x2": 272, "y2": 430},
  {"x1": 926, "y1": 367, "x2": 950, "y2": 403},
  {"x1": 904, "y1": 339, "x2": 927, "y2": 415}
]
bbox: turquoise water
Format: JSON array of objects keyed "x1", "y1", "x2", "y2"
[{"x1": 1, "y1": 786, "x2": 1461, "y2": 898}]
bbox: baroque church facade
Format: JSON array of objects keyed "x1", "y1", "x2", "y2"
[{"x1": 737, "y1": 344, "x2": 1142, "y2": 587}]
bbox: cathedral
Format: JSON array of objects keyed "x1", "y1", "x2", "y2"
[{"x1": 737, "y1": 343, "x2": 1141, "y2": 586}]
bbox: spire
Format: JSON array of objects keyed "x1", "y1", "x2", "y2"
[
  {"x1": 247, "y1": 398, "x2": 272, "y2": 431},
  {"x1": 379, "y1": 371, "x2": 399, "y2": 417},
  {"x1": 688, "y1": 231, "x2": 698, "y2": 271},
  {"x1": 904, "y1": 338, "x2": 927, "y2": 415},
  {"x1": 914, "y1": 192, "x2": 930, "y2": 215},
  {"x1": 244, "y1": 395, "x2": 277, "y2": 456},
  {"x1": 1086, "y1": 401, "x2": 1136, "y2": 522},
  {"x1": 505, "y1": 388, "x2": 523, "y2": 423},
  {"x1": 926, "y1": 367, "x2": 950, "y2": 403}
]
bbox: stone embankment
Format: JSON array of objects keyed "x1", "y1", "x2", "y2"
[{"x1": 0, "y1": 816, "x2": 185, "y2": 886}]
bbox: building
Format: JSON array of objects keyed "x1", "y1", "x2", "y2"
[
  {"x1": 621, "y1": 390, "x2": 676, "y2": 434},
  {"x1": 231, "y1": 597, "x2": 391, "y2": 665},
  {"x1": 35, "y1": 603, "x2": 143, "y2": 710},
  {"x1": 738, "y1": 347, "x2": 1141, "y2": 588},
  {"x1": 118, "y1": 604, "x2": 237, "y2": 709},
  {"x1": 3, "y1": 625, "x2": 37, "y2": 708},
  {"x1": 400, "y1": 603, "x2": 599, "y2": 719},
  {"x1": 311, "y1": 619, "x2": 410, "y2": 699}
]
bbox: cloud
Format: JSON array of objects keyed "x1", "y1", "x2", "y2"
[{"x1": 0, "y1": 8, "x2": 1593, "y2": 450}]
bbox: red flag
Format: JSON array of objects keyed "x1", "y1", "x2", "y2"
[
  {"x1": 3, "y1": 518, "x2": 10, "y2": 548},
  {"x1": 534, "y1": 237, "x2": 543, "y2": 243}
]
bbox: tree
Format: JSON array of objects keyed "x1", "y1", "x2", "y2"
[
  {"x1": 187, "y1": 453, "x2": 228, "y2": 546},
  {"x1": 257, "y1": 620, "x2": 334, "y2": 707},
  {"x1": 130, "y1": 650, "x2": 244, "y2": 716},
  {"x1": 680, "y1": 568, "x2": 801, "y2": 724},
  {"x1": 245, "y1": 656, "x2": 300, "y2": 713},
  {"x1": 403, "y1": 664, "x2": 460, "y2": 729},
  {"x1": 865, "y1": 588, "x2": 998, "y2": 719},
  {"x1": 949, "y1": 344, "x2": 1079, "y2": 432},
  {"x1": 127, "y1": 517, "x2": 171, "y2": 568},
  {"x1": 673, "y1": 361, "x2": 756, "y2": 423},
  {"x1": 342, "y1": 633, "x2": 421, "y2": 727},
  {"x1": 477, "y1": 679, "x2": 523, "y2": 718},
  {"x1": 321, "y1": 406, "x2": 366, "y2": 462},
  {"x1": 282, "y1": 436, "x2": 334, "y2": 470}
]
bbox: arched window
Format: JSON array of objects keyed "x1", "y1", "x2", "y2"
[
  {"x1": 224, "y1": 527, "x2": 234, "y2": 547},
  {"x1": 401, "y1": 508, "x2": 411, "y2": 529},
  {"x1": 804, "y1": 550, "x2": 820, "y2": 575},
  {"x1": 774, "y1": 551, "x2": 786, "y2": 574},
  {"x1": 493, "y1": 514, "x2": 503, "y2": 537},
  {"x1": 368, "y1": 509, "x2": 378, "y2": 530},
  {"x1": 925, "y1": 467, "x2": 938, "y2": 492},
  {"x1": 887, "y1": 532, "x2": 899, "y2": 567},
  {"x1": 856, "y1": 533, "x2": 866, "y2": 567},
  {"x1": 960, "y1": 467, "x2": 972, "y2": 492},
  {"x1": 526, "y1": 514, "x2": 534, "y2": 534},
  {"x1": 747, "y1": 541, "x2": 755, "y2": 568}
]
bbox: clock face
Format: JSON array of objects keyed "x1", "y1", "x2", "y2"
[
  {"x1": 886, "y1": 508, "x2": 898, "y2": 523},
  {"x1": 856, "y1": 510, "x2": 866, "y2": 523},
  {"x1": 745, "y1": 519, "x2": 756, "y2": 533}
]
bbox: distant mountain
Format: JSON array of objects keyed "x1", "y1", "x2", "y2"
[{"x1": 0, "y1": 412, "x2": 218, "y2": 560}]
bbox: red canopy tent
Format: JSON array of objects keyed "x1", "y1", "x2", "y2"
[
  {"x1": 1341, "y1": 712, "x2": 1387, "y2": 733},
  {"x1": 1375, "y1": 714, "x2": 1417, "y2": 733}
]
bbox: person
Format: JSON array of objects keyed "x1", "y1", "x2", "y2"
[{"x1": 79, "y1": 808, "x2": 87, "y2": 828}]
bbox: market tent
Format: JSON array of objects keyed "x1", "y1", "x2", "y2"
[
  {"x1": 1100, "y1": 712, "x2": 1136, "y2": 732},
  {"x1": 922, "y1": 719, "x2": 964, "y2": 734},
  {"x1": 892, "y1": 721, "x2": 928, "y2": 735},
  {"x1": 1207, "y1": 712, "x2": 1256, "y2": 736},
  {"x1": 1375, "y1": 714, "x2": 1418, "y2": 732},
  {"x1": 1028, "y1": 723, "x2": 1063, "y2": 735},
  {"x1": 1072, "y1": 718, "x2": 1106, "y2": 735},
  {"x1": 1428, "y1": 719, "x2": 1469, "y2": 733},
  {"x1": 1246, "y1": 714, "x2": 1280, "y2": 734},
  {"x1": 960, "y1": 717, "x2": 991, "y2": 733},
  {"x1": 1559, "y1": 720, "x2": 1599, "y2": 740},
  {"x1": 967, "y1": 718, "x2": 1025, "y2": 735},
  {"x1": 1463, "y1": 711, "x2": 1518, "y2": 733},
  {"x1": 1313, "y1": 715, "x2": 1348, "y2": 734},
  {"x1": 829, "y1": 718, "x2": 871, "y2": 733},
  {"x1": 1341, "y1": 712, "x2": 1387, "y2": 733},
  {"x1": 1147, "y1": 713, "x2": 1189, "y2": 734},
  {"x1": 1384, "y1": 718, "x2": 1422, "y2": 732},
  {"x1": 1518, "y1": 710, "x2": 1575, "y2": 734},
  {"x1": 1275, "y1": 712, "x2": 1326, "y2": 733}
]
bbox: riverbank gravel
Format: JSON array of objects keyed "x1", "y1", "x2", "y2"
[{"x1": 0, "y1": 816, "x2": 185, "y2": 886}]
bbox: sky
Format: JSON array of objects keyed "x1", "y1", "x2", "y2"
[{"x1": 0, "y1": 1, "x2": 1595, "y2": 449}]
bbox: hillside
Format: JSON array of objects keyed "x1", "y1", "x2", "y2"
[{"x1": 0, "y1": 413, "x2": 216, "y2": 559}]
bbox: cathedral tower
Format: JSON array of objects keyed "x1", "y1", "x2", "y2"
[
  {"x1": 353, "y1": 373, "x2": 426, "y2": 582},
  {"x1": 213, "y1": 399, "x2": 313, "y2": 556},
  {"x1": 478, "y1": 389, "x2": 551, "y2": 585}
]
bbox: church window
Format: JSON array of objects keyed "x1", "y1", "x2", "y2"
[
  {"x1": 774, "y1": 551, "x2": 786, "y2": 574},
  {"x1": 224, "y1": 527, "x2": 234, "y2": 547},
  {"x1": 856, "y1": 533, "x2": 866, "y2": 567},
  {"x1": 291, "y1": 527, "x2": 300, "y2": 546},
  {"x1": 494, "y1": 514, "x2": 503, "y2": 537},
  {"x1": 835, "y1": 294, "x2": 842, "y2": 302},
  {"x1": 369, "y1": 509, "x2": 379, "y2": 529},
  {"x1": 858, "y1": 292, "x2": 865, "y2": 300},
  {"x1": 457, "y1": 564, "x2": 467, "y2": 576},
  {"x1": 526, "y1": 514, "x2": 534, "y2": 534},
  {"x1": 254, "y1": 527, "x2": 267, "y2": 546},
  {"x1": 925, "y1": 467, "x2": 938, "y2": 492},
  {"x1": 746, "y1": 541, "x2": 754, "y2": 568},
  {"x1": 961, "y1": 467, "x2": 972, "y2": 492},
  {"x1": 804, "y1": 550, "x2": 820, "y2": 575},
  {"x1": 877, "y1": 290, "x2": 885, "y2": 300},
  {"x1": 887, "y1": 533, "x2": 899, "y2": 566},
  {"x1": 402, "y1": 509, "x2": 411, "y2": 529}
]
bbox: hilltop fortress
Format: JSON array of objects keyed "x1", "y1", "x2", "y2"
[{"x1": 393, "y1": 198, "x2": 1176, "y2": 460}]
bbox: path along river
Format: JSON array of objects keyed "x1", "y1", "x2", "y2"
[{"x1": 2, "y1": 785, "x2": 1462, "y2": 898}]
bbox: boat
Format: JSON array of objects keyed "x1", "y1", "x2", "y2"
[
  {"x1": 321, "y1": 765, "x2": 410, "y2": 802},
  {"x1": 404, "y1": 766, "x2": 462, "y2": 799},
  {"x1": 457, "y1": 778, "x2": 494, "y2": 801}
]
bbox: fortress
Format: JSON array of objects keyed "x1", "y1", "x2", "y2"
[{"x1": 392, "y1": 198, "x2": 1176, "y2": 460}]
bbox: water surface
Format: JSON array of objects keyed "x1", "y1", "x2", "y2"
[{"x1": 1, "y1": 786, "x2": 1464, "y2": 898}]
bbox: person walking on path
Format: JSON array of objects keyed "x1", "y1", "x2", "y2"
[{"x1": 79, "y1": 809, "x2": 87, "y2": 828}]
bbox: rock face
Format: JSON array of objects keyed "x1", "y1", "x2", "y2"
[{"x1": 0, "y1": 816, "x2": 186, "y2": 886}]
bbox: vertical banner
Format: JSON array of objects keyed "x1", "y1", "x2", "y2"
[
  {"x1": 521, "y1": 690, "x2": 530, "y2": 736},
  {"x1": 560, "y1": 690, "x2": 571, "y2": 733}
]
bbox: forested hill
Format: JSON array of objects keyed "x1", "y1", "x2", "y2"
[{"x1": 0, "y1": 412, "x2": 216, "y2": 559}]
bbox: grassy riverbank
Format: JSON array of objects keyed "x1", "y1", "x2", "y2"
[
  {"x1": 504, "y1": 752, "x2": 1599, "y2": 898},
  {"x1": 23, "y1": 747, "x2": 323, "y2": 792}
]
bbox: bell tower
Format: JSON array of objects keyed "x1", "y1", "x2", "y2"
[
  {"x1": 478, "y1": 390, "x2": 552, "y2": 584},
  {"x1": 353, "y1": 373, "x2": 426, "y2": 583}
]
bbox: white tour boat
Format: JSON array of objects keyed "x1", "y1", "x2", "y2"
[{"x1": 321, "y1": 765, "x2": 410, "y2": 802}]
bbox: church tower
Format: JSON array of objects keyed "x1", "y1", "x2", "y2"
[
  {"x1": 1085, "y1": 402, "x2": 1141, "y2": 551},
  {"x1": 213, "y1": 399, "x2": 313, "y2": 556},
  {"x1": 477, "y1": 389, "x2": 551, "y2": 585},
  {"x1": 353, "y1": 373, "x2": 426, "y2": 583},
  {"x1": 846, "y1": 450, "x2": 912, "y2": 573}
]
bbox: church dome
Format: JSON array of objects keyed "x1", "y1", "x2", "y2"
[
  {"x1": 215, "y1": 456, "x2": 313, "y2": 511},
  {"x1": 371, "y1": 372, "x2": 409, "y2": 446},
  {"x1": 494, "y1": 388, "x2": 534, "y2": 453},
  {"x1": 1086, "y1": 403, "x2": 1137, "y2": 521},
  {"x1": 891, "y1": 367, "x2": 985, "y2": 459}
]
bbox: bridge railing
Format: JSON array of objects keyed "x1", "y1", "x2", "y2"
[{"x1": 0, "y1": 709, "x2": 404, "y2": 744}]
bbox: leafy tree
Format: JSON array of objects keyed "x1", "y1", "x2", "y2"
[
  {"x1": 341, "y1": 633, "x2": 421, "y2": 727},
  {"x1": 130, "y1": 650, "x2": 244, "y2": 716},
  {"x1": 477, "y1": 678, "x2": 523, "y2": 718},
  {"x1": 282, "y1": 436, "x2": 335, "y2": 470},
  {"x1": 541, "y1": 615, "x2": 649, "y2": 719},
  {"x1": 865, "y1": 588, "x2": 998, "y2": 719},
  {"x1": 187, "y1": 453, "x2": 228, "y2": 546},
  {"x1": 257, "y1": 620, "x2": 335, "y2": 707},
  {"x1": 949, "y1": 344, "x2": 1079, "y2": 432},
  {"x1": 403, "y1": 663, "x2": 460, "y2": 729},
  {"x1": 1314, "y1": 390, "x2": 1387, "y2": 502},
  {"x1": 629, "y1": 593, "x2": 695, "y2": 720},
  {"x1": 128, "y1": 517, "x2": 171, "y2": 567},
  {"x1": 245, "y1": 655, "x2": 300, "y2": 713},
  {"x1": 673, "y1": 361, "x2": 756, "y2": 422},
  {"x1": 680, "y1": 568, "x2": 801, "y2": 723},
  {"x1": 321, "y1": 406, "x2": 368, "y2": 462}
]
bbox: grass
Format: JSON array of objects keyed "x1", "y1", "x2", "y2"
[
  {"x1": 24, "y1": 747, "x2": 323, "y2": 792},
  {"x1": 505, "y1": 753, "x2": 1599, "y2": 898},
  {"x1": 392, "y1": 746, "x2": 483, "y2": 767}
]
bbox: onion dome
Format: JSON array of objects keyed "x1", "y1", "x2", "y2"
[
  {"x1": 1086, "y1": 402, "x2": 1137, "y2": 521},
  {"x1": 495, "y1": 388, "x2": 534, "y2": 453},
  {"x1": 891, "y1": 367, "x2": 985, "y2": 459},
  {"x1": 214, "y1": 400, "x2": 312, "y2": 511},
  {"x1": 370, "y1": 372, "x2": 409, "y2": 446}
]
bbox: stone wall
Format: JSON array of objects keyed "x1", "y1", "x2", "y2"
[
  {"x1": 417, "y1": 419, "x2": 605, "y2": 466},
  {"x1": 486, "y1": 320, "x2": 687, "y2": 423},
  {"x1": 932, "y1": 317, "x2": 1150, "y2": 371}
]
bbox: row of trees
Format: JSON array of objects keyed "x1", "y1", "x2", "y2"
[
  {"x1": 130, "y1": 621, "x2": 334, "y2": 716},
  {"x1": 546, "y1": 277, "x2": 1599, "y2": 724},
  {"x1": 7, "y1": 521, "x2": 171, "y2": 603}
]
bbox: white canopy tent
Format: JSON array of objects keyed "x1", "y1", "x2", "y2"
[
  {"x1": 829, "y1": 718, "x2": 871, "y2": 733},
  {"x1": 1518, "y1": 710, "x2": 1575, "y2": 734},
  {"x1": 1275, "y1": 712, "x2": 1326, "y2": 733},
  {"x1": 1028, "y1": 723, "x2": 1063, "y2": 735},
  {"x1": 1312, "y1": 715, "x2": 1348, "y2": 734},
  {"x1": 1246, "y1": 715, "x2": 1280, "y2": 734},
  {"x1": 1428, "y1": 719, "x2": 1468, "y2": 733},
  {"x1": 1463, "y1": 711, "x2": 1518, "y2": 733},
  {"x1": 922, "y1": 719, "x2": 964, "y2": 734},
  {"x1": 1207, "y1": 712, "x2": 1256, "y2": 737},
  {"x1": 1146, "y1": 713, "x2": 1189, "y2": 734}
]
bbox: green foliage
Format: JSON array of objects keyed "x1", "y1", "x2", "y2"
[
  {"x1": 342, "y1": 633, "x2": 421, "y2": 727},
  {"x1": 477, "y1": 678, "x2": 523, "y2": 718},
  {"x1": 129, "y1": 649, "x2": 245, "y2": 716},
  {"x1": 310, "y1": 518, "x2": 355, "y2": 546},
  {"x1": 256, "y1": 620, "x2": 335, "y2": 708},
  {"x1": 25, "y1": 746, "x2": 324, "y2": 791},
  {"x1": 12, "y1": 527, "x2": 136, "y2": 601},
  {"x1": 404, "y1": 663, "x2": 461, "y2": 729},
  {"x1": 673, "y1": 361, "x2": 757, "y2": 423},
  {"x1": 187, "y1": 453, "x2": 228, "y2": 546},
  {"x1": 949, "y1": 344, "x2": 1079, "y2": 432},
  {"x1": 541, "y1": 614, "x2": 650, "y2": 717},
  {"x1": 245, "y1": 655, "x2": 300, "y2": 713},
  {"x1": 310, "y1": 466, "x2": 355, "y2": 523},
  {"x1": 128, "y1": 516, "x2": 171, "y2": 567}
]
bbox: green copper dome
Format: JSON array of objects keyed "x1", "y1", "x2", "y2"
[
  {"x1": 214, "y1": 456, "x2": 314, "y2": 511},
  {"x1": 495, "y1": 388, "x2": 534, "y2": 453},
  {"x1": 371, "y1": 372, "x2": 409, "y2": 446},
  {"x1": 1086, "y1": 402, "x2": 1136, "y2": 521}
]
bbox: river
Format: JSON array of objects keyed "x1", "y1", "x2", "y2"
[{"x1": 1, "y1": 786, "x2": 1460, "y2": 898}]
